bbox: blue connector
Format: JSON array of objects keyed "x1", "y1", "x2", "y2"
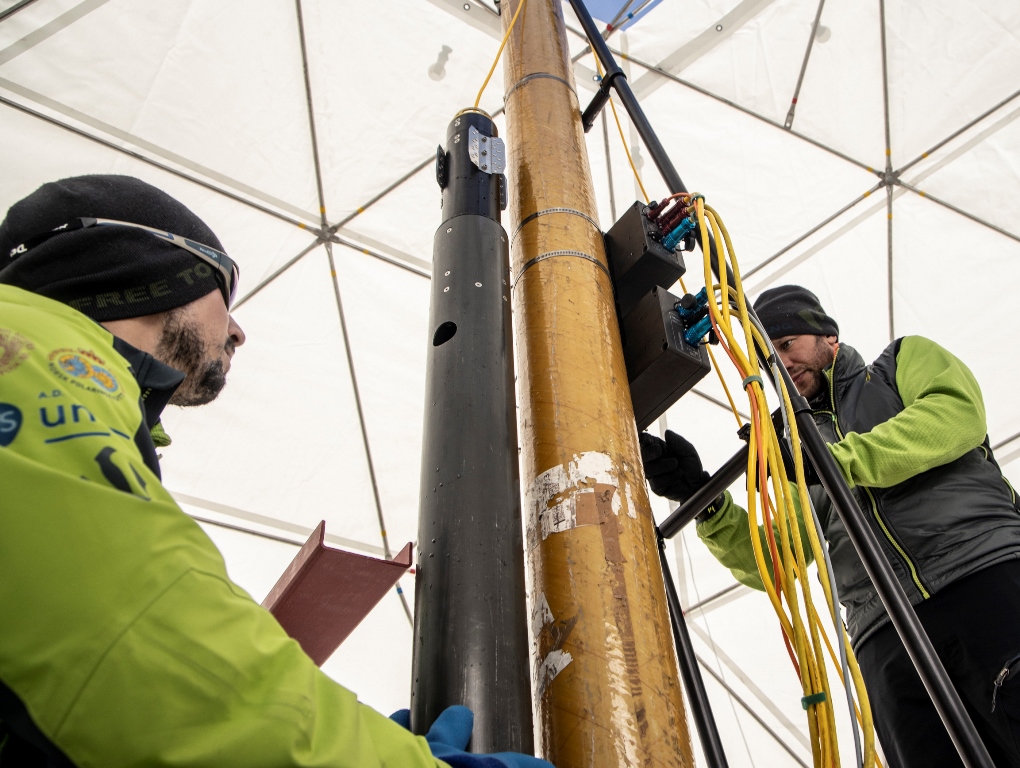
[
  {"x1": 662, "y1": 217, "x2": 696, "y2": 251},
  {"x1": 684, "y1": 314, "x2": 713, "y2": 347},
  {"x1": 675, "y1": 286, "x2": 709, "y2": 319}
]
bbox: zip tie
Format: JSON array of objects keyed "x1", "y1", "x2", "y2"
[
  {"x1": 742, "y1": 375, "x2": 763, "y2": 390},
  {"x1": 801, "y1": 691, "x2": 827, "y2": 710}
]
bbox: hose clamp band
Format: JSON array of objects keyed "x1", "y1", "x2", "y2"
[
  {"x1": 512, "y1": 250, "x2": 610, "y2": 288},
  {"x1": 511, "y1": 207, "x2": 601, "y2": 244},
  {"x1": 504, "y1": 72, "x2": 576, "y2": 102}
]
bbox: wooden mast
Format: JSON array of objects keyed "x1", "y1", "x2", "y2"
[{"x1": 501, "y1": 2, "x2": 695, "y2": 765}]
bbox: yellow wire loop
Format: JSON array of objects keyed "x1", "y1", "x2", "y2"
[
  {"x1": 594, "y1": 56, "x2": 649, "y2": 202},
  {"x1": 474, "y1": 0, "x2": 527, "y2": 109},
  {"x1": 692, "y1": 195, "x2": 876, "y2": 768}
]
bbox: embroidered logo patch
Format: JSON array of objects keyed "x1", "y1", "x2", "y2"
[
  {"x1": 0, "y1": 328, "x2": 34, "y2": 375},
  {"x1": 48, "y1": 348, "x2": 122, "y2": 399}
]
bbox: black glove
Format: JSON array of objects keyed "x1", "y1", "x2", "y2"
[{"x1": 639, "y1": 430, "x2": 711, "y2": 502}]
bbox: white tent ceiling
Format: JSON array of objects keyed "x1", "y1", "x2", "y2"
[{"x1": 3, "y1": 0, "x2": 1018, "y2": 764}]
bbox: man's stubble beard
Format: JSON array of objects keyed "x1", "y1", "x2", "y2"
[
  {"x1": 156, "y1": 308, "x2": 229, "y2": 407},
  {"x1": 798, "y1": 336, "x2": 837, "y2": 401}
]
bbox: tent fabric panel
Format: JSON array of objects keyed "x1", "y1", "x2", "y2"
[
  {"x1": 161, "y1": 248, "x2": 385, "y2": 545},
  {"x1": 0, "y1": 0, "x2": 322, "y2": 215}
]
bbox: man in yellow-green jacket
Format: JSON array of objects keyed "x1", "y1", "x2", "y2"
[
  {"x1": 640, "y1": 286, "x2": 1020, "y2": 768},
  {"x1": 0, "y1": 175, "x2": 552, "y2": 768}
]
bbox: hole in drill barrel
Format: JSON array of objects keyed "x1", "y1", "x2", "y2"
[{"x1": 433, "y1": 321, "x2": 458, "y2": 346}]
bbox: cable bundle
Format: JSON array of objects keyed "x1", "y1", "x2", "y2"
[{"x1": 685, "y1": 194, "x2": 878, "y2": 768}]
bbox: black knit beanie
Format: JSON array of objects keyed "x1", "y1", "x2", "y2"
[
  {"x1": 0, "y1": 175, "x2": 225, "y2": 322},
  {"x1": 753, "y1": 285, "x2": 839, "y2": 340}
]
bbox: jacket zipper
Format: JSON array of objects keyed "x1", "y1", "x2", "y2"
[
  {"x1": 822, "y1": 354, "x2": 931, "y2": 600},
  {"x1": 992, "y1": 652, "x2": 1020, "y2": 713}
]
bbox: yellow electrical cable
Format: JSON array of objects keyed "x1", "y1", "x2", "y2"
[
  {"x1": 692, "y1": 196, "x2": 879, "y2": 767},
  {"x1": 762, "y1": 320, "x2": 856, "y2": 762},
  {"x1": 474, "y1": 0, "x2": 527, "y2": 109},
  {"x1": 717, "y1": 200, "x2": 877, "y2": 767},
  {"x1": 679, "y1": 276, "x2": 743, "y2": 428},
  {"x1": 608, "y1": 96, "x2": 649, "y2": 203},
  {"x1": 799, "y1": 578, "x2": 881, "y2": 768},
  {"x1": 738, "y1": 306, "x2": 836, "y2": 764},
  {"x1": 594, "y1": 57, "x2": 650, "y2": 203},
  {"x1": 591, "y1": 86, "x2": 863, "y2": 768}
]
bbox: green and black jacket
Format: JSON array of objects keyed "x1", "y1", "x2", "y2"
[{"x1": 698, "y1": 338, "x2": 1020, "y2": 647}]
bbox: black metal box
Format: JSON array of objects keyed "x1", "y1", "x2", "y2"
[
  {"x1": 604, "y1": 201, "x2": 686, "y2": 317},
  {"x1": 622, "y1": 285, "x2": 711, "y2": 431}
]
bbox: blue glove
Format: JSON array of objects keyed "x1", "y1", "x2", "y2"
[{"x1": 389, "y1": 705, "x2": 554, "y2": 768}]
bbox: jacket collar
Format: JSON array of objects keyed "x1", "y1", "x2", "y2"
[
  {"x1": 111, "y1": 336, "x2": 185, "y2": 428},
  {"x1": 831, "y1": 343, "x2": 866, "y2": 388},
  {"x1": 813, "y1": 342, "x2": 867, "y2": 410}
]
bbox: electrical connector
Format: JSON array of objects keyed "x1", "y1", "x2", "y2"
[
  {"x1": 662, "y1": 217, "x2": 696, "y2": 251},
  {"x1": 674, "y1": 287, "x2": 708, "y2": 319},
  {"x1": 683, "y1": 314, "x2": 713, "y2": 347}
]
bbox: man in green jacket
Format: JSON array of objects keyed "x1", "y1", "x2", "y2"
[
  {"x1": 640, "y1": 285, "x2": 1020, "y2": 767},
  {"x1": 0, "y1": 175, "x2": 551, "y2": 768}
]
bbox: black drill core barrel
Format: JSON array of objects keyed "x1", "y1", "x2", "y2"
[
  {"x1": 411, "y1": 111, "x2": 533, "y2": 753},
  {"x1": 438, "y1": 109, "x2": 506, "y2": 223}
]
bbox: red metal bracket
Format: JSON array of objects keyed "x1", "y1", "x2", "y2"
[{"x1": 262, "y1": 520, "x2": 412, "y2": 666}]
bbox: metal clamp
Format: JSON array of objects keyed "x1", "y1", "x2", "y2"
[
  {"x1": 511, "y1": 207, "x2": 601, "y2": 244},
  {"x1": 512, "y1": 250, "x2": 611, "y2": 288},
  {"x1": 468, "y1": 125, "x2": 506, "y2": 174}
]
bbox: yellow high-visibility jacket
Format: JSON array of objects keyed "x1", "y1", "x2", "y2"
[{"x1": 0, "y1": 284, "x2": 445, "y2": 767}]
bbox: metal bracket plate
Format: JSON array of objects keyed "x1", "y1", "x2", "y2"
[
  {"x1": 468, "y1": 124, "x2": 506, "y2": 174},
  {"x1": 262, "y1": 521, "x2": 412, "y2": 666}
]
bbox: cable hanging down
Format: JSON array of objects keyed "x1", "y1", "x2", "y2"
[
  {"x1": 681, "y1": 193, "x2": 879, "y2": 768},
  {"x1": 474, "y1": 0, "x2": 528, "y2": 109}
]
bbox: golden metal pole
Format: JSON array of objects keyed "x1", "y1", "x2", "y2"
[{"x1": 501, "y1": 2, "x2": 695, "y2": 765}]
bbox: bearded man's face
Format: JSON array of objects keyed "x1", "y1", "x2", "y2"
[
  {"x1": 773, "y1": 334, "x2": 838, "y2": 400},
  {"x1": 156, "y1": 289, "x2": 243, "y2": 406}
]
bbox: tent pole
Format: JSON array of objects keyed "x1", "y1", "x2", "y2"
[{"x1": 502, "y1": 1, "x2": 696, "y2": 765}]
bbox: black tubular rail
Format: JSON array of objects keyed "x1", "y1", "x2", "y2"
[
  {"x1": 658, "y1": 445, "x2": 749, "y2": 540},
  {"x1": 564, "y1": 1, "x2": 997, "y2": 765},
  {"x1": 567, "y1": 0, "x2": 733, "y2": 284},
  {"x1": 657, "y1": 535, "x2": 730, "y2": 768}
]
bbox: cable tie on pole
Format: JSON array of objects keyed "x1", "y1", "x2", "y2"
[
  {"x1": 801, "y1": 691, "x2": 827, "y2": 710},
  {"x1": 741, "y1": 375, "x2": 763, "y2": 390}
]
